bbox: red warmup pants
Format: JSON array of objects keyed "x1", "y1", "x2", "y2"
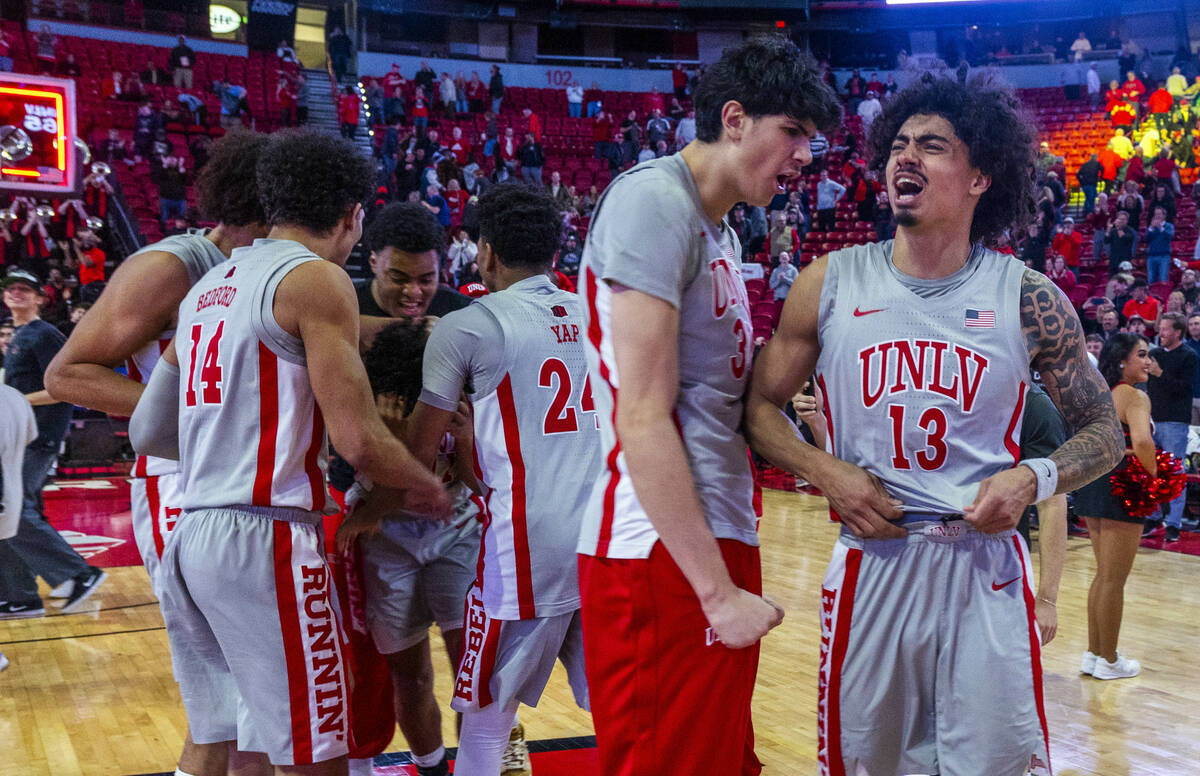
[
  {"x1": 323, "y1": 488, "x2": 396, "y2": 759},
  {"x1": 579, "y1": 539, "x2": 763, "y2": 776}
]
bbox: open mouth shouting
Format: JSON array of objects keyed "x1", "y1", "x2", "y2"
[
  {"x1": 892, "y1": 170, "x2": 927, "y2": 206},
  {"x1": 776, "y1": 170, "x2": 801, "y2": 193}
]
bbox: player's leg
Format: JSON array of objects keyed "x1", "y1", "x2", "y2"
[
  {"x1": 385, "y1": 638, "x2": 450, "y2": 772},
  {"x1": 455, "y1": 700, "x2": 520, "y2": 775},
  {"x1": 936, "y1": 534, "x2": 1050, "y2": 776}
]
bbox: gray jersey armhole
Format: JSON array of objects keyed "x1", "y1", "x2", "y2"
[
  {"x1": 463, "y1": 301, "x2": 510, "y2": 398},
  {"x1": 816, "y1": 251, "x2": 841, "y2": 349},
  {"x1": 251, "y1": 255, "x2": 321, "y2": 366}
]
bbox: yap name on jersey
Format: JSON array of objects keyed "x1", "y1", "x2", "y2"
[{"x1": 858, "y1": 338, "x2": 990, "y2": 413}]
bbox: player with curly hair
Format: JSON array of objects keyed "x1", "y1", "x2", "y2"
[
  {"x1": 128, "y1": 127, "x2": 450, "y2": 776},
  {"x1": 45, "y1": 130, "x2": 276, "y2": 775},
  {"x1": 576, "y1": 35, "x2": 840, "y2": 776},
  {"x1": 747, "y1": 73, "x2": 1122, "y2": 775}
]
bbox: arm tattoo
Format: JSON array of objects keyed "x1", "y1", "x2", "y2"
[{"x1": 1021, "y1": 270, "x2": 1124, "y2": 492}]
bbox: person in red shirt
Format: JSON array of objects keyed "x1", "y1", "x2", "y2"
[
  {"x1": 339, "y1": 85, "x2": 360, "y2": 138},
  {"x1": 1104, "y1": 80, "x2": 1123, "y2": 113},
  {"x1": 1110, "y1": 100, "x2": 1137, "y2": 128},
  {"x1": 671, "y1": 63, "x2": 688, "y2": 99},
  {"x1": 1098, "y1": 147, "x2": 1122, "y2": 192},
  {"x1": 1120, "y1": 71, "x2": 1146, "y2": 102},
  {"x1": 412, "y1": 87, "x2": 430, "y2": 135},
  {"x1": 1125, "y1": 154, "x2": 1146, "y2": 187},
  {"x1": 1045, "y1": 254, "x2": 1077, "y2": 291},
  {"x1": 1051, "y1": 217, "x2": 1083, "y2": 273},
  {"x1": 1147, "y1": 86, "x2": 1173, "y2": 115},
  {"x1": 447, "y1": 126, "x2": 471, "y2": 165},
  {"x1": 1123, "y1": 280, "x2": 1161, "y2": 324},
  {"x1": 443, "y1": 178, "x2": 466, "y2": 228},
  {"x1": 466, "y1": 70, "x2": 486, "y2": 112},
  {"x1": 522, "y1": 107, "x2": 542, "y2": 142},
  {"x1": 1153, "y1": 151, "x2": 1178, "y2": 191},
  {"x1": 277, "y1": 76, "x2": 298, "y2": 127},
  {"x1": 382, "y1": 63, "x2": 406, "y2": 93},
  {"x1": 865, "y1": 73, "x2": 884, "y2": 96},
  {"x1": 76, "y1": 232, "x2": 106, "y2": 286},
  {"x1": 592, "y1": 110, "x2": 612, "y2": 157}
]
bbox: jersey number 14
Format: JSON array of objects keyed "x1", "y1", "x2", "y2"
[{"x1": 185, "y1": 321, "x2": 225, "y2": 407}]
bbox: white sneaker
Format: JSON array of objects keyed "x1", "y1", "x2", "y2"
[
  {"x1": 1080, "y1": 650, "x2": 1097, "y2": 675},
  {"x1": 49, "y1": 580, "x2": 74, "y2": 599},
  {"x1": 1092, "y1": 652, "x2": 1141, "y2": 680},
  {"x1": 0, "y1": 652, "x2": 9, "y2": 672},
  {"x1": 500, "y1": 722, "x2": 531, "y2": 775}
]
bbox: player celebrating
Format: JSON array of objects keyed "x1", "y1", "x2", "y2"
[
  {"x1": 576, "y1": 35, "x2": 841, "y2": 776},
  {"x1": 350, "y1": 184, "x2": 600, "y2": 775},
  {"x1": 746, "y1": 73, "x2": 1123, "y2": 776},
  {"x1": 129, "y1": 128, "x2": 450, "y2": 776},
  {"x1": 46, "y1": 131, "x2": 269, "y2": 776}
]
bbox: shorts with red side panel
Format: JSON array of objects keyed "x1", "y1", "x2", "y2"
[
  {"x1": 129, "y1": 472, "x2": 184, "y2": 594},
  {"x1": 578, "y1": 539, "x2": 763, "y2": 776},
  {"x1": 159, "y1": 505, "x2": 350, "y2": 766},
  {"x1": 450, "y1": 583, "x2": 588, "y2": 714},
  {"x1": 322, "y1": 488, "x2": 395, "y2": 760},
  {"x1": 818, "y1": 522, "x2": 1051, "y2": 776}
]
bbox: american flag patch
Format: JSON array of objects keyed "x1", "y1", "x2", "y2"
[{"x1": 965, "y1": 308, "x2": 995, "y2": 328}]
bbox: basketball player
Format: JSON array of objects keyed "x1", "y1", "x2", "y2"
[
  {"x1": 45, "y1": 131, "x2": 270, "y2": 776},
  {"x1": 332, "y1": 203, "x2": 484, "y2": 776},
  {"x1": 745, "y1": 74, "x2": 1123, "y2": 776},
  {"x1": 129, "y1": 128, "x2": 451, "y2": 776},
  {"x1": 575, "y1": 36, "x2": 840, "y2": 775},
  {"x1": 347, "y1": 184, "x2": 601, "y2": 774}
]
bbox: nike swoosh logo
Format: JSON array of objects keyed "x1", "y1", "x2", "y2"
[
  {"x1": 992, "y1": 576, "x2": 1021, "y2": 591},
  {"x1": 853, "y1": 307, "x2": 887, "y2": 317}
]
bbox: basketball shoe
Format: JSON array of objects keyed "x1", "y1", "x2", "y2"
[
  {"x1": 1079, "y1": 650, "x2": 1097, "y2": 675},
  {"x1": 0, "y1": 600, "x2": 45, "y2": 620},
  {"x1": 501, "y1": 722, "x2": 531, "y2": 776},
  {"x1": 1092, "y1": 652, "x2": 1140, "y2": 680},
  {"x1": 61, "y1": 566, "x2": 107, "y2": 614}
]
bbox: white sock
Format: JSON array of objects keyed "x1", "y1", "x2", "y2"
[
  {"x1": 411, "y1": 745, "x2": 445, "y2": 768},
  {"x1": 454, "y1": 703, "x2": 519, "y2": 775},
  {"x1": 347, "y1": 757, "x2": 375, "y2": 776}
]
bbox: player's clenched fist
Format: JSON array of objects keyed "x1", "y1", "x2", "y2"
[
  {"x1": 702, "y1": 587, "x2": 785, "y2": 649},
  {"x1": 963, "y1": 466, "x2": 1036, "y2": 533}
]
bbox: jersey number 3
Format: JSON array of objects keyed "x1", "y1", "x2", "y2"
[
  {"x1": 539, "y1": 358, "x2": 598, "y2": 435},
  {"x1": 185, "y1": 321, "x2": 225, "y2": 407}
]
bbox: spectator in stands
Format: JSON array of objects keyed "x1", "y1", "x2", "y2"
[
  {"x1": 592, "y1": 110, "x2": 613, "y2": 159},
  {"x1": 450, "y1": 71, "x2": 467, "y2": 115},
  {"x1": 0, "y1": 29, "x2": 13, "y2": 72},
  {"x1": 489, "y1": 65, "x2": 504, "y2": 113},
  {"x1": 1109, "y1": 99, "x2": 1137, "y2": 131},
  {"x1": 0, "y1": 321, "x2": 13, "y2": 358},
  {"x1": 40, "y1": 268, "x2": 71, "y2": 325},
  {"x1": 547, "y1": 170, "x2": 573, "y2": 211},
  {"x1": 1098, "y1": 308, "x2": 1121, "y2": 340},
  {"x1": 1120, "y1": 70, "x2": 1146, "y2": 103},
  {"x1": 169, "y1": 35, "x2": 195, "y2": 89},
  {"x1": 1035, "y1": 141, "x2": 1063, "y2": 182},
  {"x1": 212, "y1": 80, "x2": 247, "y2": 129},
  {"x1": 769, "y1": 252, "x2": 798, "y2": 301},
  {"x1": 414, "y1": 60, "x2": 435, "y2": 93},
  {"x1": 671, "y1": 62, "x2": 688, "y2": 99},
  {"x1": 523, "y1": 106, "x2": 542, "y2": 142},
  {"x1": 132, "y1": 101, "x2": 161, "y2": 162},
  {"x1": 57, "y1": 54, "x2": 80, "y2": 78},
  {"x1": 1070, "y1": 31, "x2": 1092, "y2": 62},
  {"x1": 412, "y1": 86, "x2": 430, "y2": 135},
  {"x1": 1179, "y1": 268, "x2": 1200, "y2": 307},
  {"x1": 420, "y1": 182, "x2": 450, "y2": 228},
  {"x1": 1146, "y1": 312, "x2": 1195, "y2": 542},
  {"x1": 519, "y1": 132, "x2": 545, "y2": 186},
  {"x1": 1146, "y1": 182, "x2": 1176, "y2": 225},
  {"x1": 815, "y1": 169, "x2": 846, "y2": 233},
  {"x1": 160, "y1": 98, "x2": 185, "y2": 128},
  {"x1": 1076, "y1": 153, "x2": 1101, "y2": 215},
  {"x1": 1106, "y1": 210, "x2": 1138, "y2": 274},
  {"x1": 1153, "y1": 151, "x2": 1179, "y2": 195},
  {"x1": 1045, "y1": 171, "x2": 1066, "y2": 221},
  {"x1": 1020, "y1": 217, "x2": 1050, "y2": 273},
  {"x1": 447, "y1": 126, "x2": 470, "y2": 166},
  {"x1": 294, "y1": 73, "x2": 309, "y2": 124},
  {"x1": 1046, "y1": 254, "x2": 1076, "y2": 291},
  {"x1": 1125, "y1": 314, "x2": 1148, "y2": 337},
  {"x1": 327, "y1": 26, "x2": 351, "y2": 84},
  {"x1": 857, "y1": 91, "x2": 882, "y2": 130},
  {"x1": 438, "y1": 72, "x2": 456, "y2": 117},
  {"x1": 98, "y1": 129, "x2": 130, "y2": 166},
  {"x1": 152, "y1": 153, "x2": 188, "y2": 225},
  {"x1": 619, "y1": 110, "x2": 641, "y2": 164},
  {"x1": 1087, "y1": 192, "x2": 1110, "y2": 264},
  {"x1": 1116, "y1": 179, "x2": 1143, "y2": 226},
  {"x1": 565, "y1": 81, "x2": 584, "y2": 118},
  {"x1": 1097, "y1": 145, "x2": 1121, "y2": 194},
  {"x1": 150, "y1": 129, "x2": 173, "y2": 164},
  {"x1": 645, "y1": 109, "x2": 671, "y2": 149},
  {"x1": 460, "y1": 70, "x2": 483, "y2": 113},
  {"x1": 1144, "y1": 206, "x2": 1176, "y2": 285},
  {"x1": 34, "y1": 25, "x2": 57, "y2": 73},
  {"x1": 844, "y1": 69, "x2": 865, "y2": 114},
  {"x1": 188, "y1": 134, "x2": 211, "y2": 171},
  {"x1": 277, "y1": 40, "x2": 299, "y2": 73},
  {"x1": 362, "y1": 77, "x2": 383, "y2": 124},
  {"x1": 1052, "y1": 217, "x2": 1083, "y2": 276},
  {"x1": 73, "y1": 231, "x2": 105, "y2": 289},
  {"x1": 769, "y1": 213, "x2": 799, "y2": 260},
  {"x1": 1086, "y1": 64, "x2": 1102, "y2": 109},
  {"x1": 1123, "y1": 279, "x2": 1161, "y2": 324},
  {"x1": 674, "y1": 109, "x2": 696, "y2": 150},
  {"x1": 443, "y1": 178, "x2": 466, "y2": 228},
  {"x1": 277, "y1": 76, "x2": 298, "y2": 127}
]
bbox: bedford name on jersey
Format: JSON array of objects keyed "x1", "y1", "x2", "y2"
[{"x1": 858, "y1": 338, "x2": 990, "y2": 413}]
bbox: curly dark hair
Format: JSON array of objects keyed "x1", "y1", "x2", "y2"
[
  {"x1": 477, "y1": 183, "x2": 560, "y2": 271},
  {"x1": 255, "y1": 128, "x2": 374, "y2": 233},
  {"x1": 1097, "y1": 332, "x2": 1146, "y2": 389},
  {"x1": 364, "y1": 202, "x2": 445, "y2": 255},
  {"x1": 693, "y1": 35, "x2": 842, "y2": 144},
  {"x1": 362, "y1": 320, "x2": 428, "y2": 413},
  {"x1": 195, "y1": 130, "x2": 268, "y2": 226},
  {"x1": 865, "y1": 71, "x2": 1038, "y2": 245}
]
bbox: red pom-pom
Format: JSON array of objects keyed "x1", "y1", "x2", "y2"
[{"x1": 1109, "y1": 451, "x2": 1187, "y2": 518}]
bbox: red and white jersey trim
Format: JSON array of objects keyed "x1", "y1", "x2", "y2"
[{"x1": 129, "y1": 334, "x2": 178, "y2": 478}]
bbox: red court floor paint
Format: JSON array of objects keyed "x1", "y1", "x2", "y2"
[{"x1": 43, "y1": 478, "x2": 142, "y2": 568}]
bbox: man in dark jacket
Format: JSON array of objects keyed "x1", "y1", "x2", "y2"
[
  {"x1": 519, "y1": 133, "x2": 545, "y2": 186},
  {"x1": 1077, "y1": 153, "x2": 1101, "y2": 214},
  {"x1": 1146, "y1": 312, "x2": 1197, "y2": 542},
  {"x1": 169, "y1": 35, "x2": 194, "y2": 89}
]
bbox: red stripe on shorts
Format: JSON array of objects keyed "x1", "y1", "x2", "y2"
[
  {"x1": 253, "y1": 343, "x2": 280, "y2": 506},
  {"x1": 304, "y1": 403, "x2": 325, "y2": 511},
  {"x1": 273, "y1": 521, "x2": 314, "y2": 764},
  {"x1": 477, "y1": 614, "x2": 502, "y2": 708},
  {"x1": 496, "y1": 374, "x2": 536, "y2": 619},
  {"x1": 1003, "y1": 382, "x2": 1029, "y2": 465},
  {"x1": 824, "y1": 547, "x2": 861, "y2": 776},
  {"x1": 145, "y1": 475, "x2": 164, "y2": 559},
  {"x1": 1012, "y1": 535, "x2": 1051, "y2": 773}
]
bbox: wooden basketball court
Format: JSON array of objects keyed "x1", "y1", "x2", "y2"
[{"x1": 3, "y1": 488, "x2": 1199, "y2": 775}]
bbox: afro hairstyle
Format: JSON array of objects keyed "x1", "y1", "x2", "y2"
[
  {"x1": 476, "y1": 183, "x2": 560, "y2": 272},
  {"x1": 866, "y1": 71, "x2": 1038, "y2": 245},
  {"x1": 364, "y1": 201, "x2": 446, "y2": 256},
  {"x1": 195, "y1": 130, "x2": 269, "y2": 227},
  {"x1": 255, "y1": 128, "x2": 374, "y2": 233},
  {"x1": 361, "y1": 320, "x2": 429, "y2": 414}
]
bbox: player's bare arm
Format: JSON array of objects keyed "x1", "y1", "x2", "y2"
[
  {"x1": 965, "y1": 270, "x2": 1123, "y2": 532},
  {"x1": 745, "y1": 256, "x2": 905, "y2": 539},
  {"x1": 1034, "y1": 493, "x2": 1067, "y2": 645},
  {"x1": 1022, "y1": 270, "x2": 1123, "y2": 488},
  {"x1": 614, "y1": 284, "x2": 782, "y2": 649},
  {"x1": 45, "y1": 250, "x2": 191, "y2": 416},
  {"x1": 274, "y1": 259, "x2": 449, "y2": 515}
]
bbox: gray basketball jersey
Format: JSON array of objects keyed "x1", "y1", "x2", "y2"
[
  {"x1": 816, "y1": 241, "x2": 1031, "y2": 514},
  {"x1": 576, "y1": 153, "x2": 756, "y2": 559},
  {"x1": 128, "y1": 231, "x2": 229, "y2": 479},
  {"x1": 175, "y1": 238, "x2": 329, "y2": 513},
  {"x1": 421, "y1": 275, "x2": 602, "y2": 620}
]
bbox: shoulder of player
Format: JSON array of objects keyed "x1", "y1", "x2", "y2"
[
  {"x1": 601, "y1": 164, "x2": 699, "y2": 223},
  {"x1": 104, "y1": 248, "x2": 193, "y2": 302},
  {"x1": 274, "y1": 259, "x2": 357, "y2": 314}
]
